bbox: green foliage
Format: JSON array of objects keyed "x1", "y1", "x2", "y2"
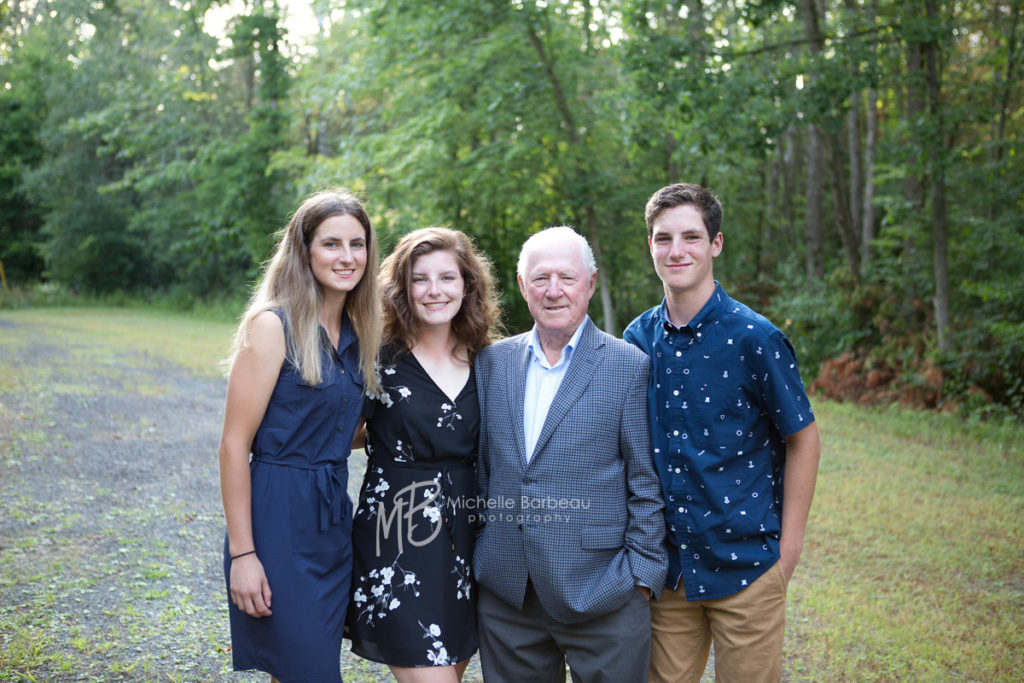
[
  {"x1": 0, "y1": 82, "x2": 45, "y2": 283},
  {"x1": 1, "y1": 0, "x2": 1021, "y2": 413},
  {"x1": 765, "y1": 264, "x2": 876, "y2": 376}
]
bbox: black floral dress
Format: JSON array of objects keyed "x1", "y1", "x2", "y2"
[{"x1": 347, "y1": 346, "x2": 479, "y2": 667}]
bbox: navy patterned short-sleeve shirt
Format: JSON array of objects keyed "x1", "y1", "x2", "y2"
[{"x1": 624, "y1": 282, "x2": 814, "y2": 601}]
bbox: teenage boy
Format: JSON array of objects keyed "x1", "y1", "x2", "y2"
[{"x1": 624, "y1": 183, "x2": 821, "y2": 683}]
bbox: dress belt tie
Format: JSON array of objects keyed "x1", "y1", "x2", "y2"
[
  {"x1": 252, "y1": 457, "x2": 348, "y2": 532},
  {"x1": 370, "y1": 458, "x2": 473, "y2": 544}
]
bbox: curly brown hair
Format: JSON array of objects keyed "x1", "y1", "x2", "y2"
[{"x1": 381, "y1": 227, "x2": 502, "y2": 360}]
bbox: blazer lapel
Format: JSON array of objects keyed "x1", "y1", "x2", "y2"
[
  {"x1": 510, "y1": 336, "x2": 530, "y2": 466},
  {"x1": 529, "y1": 319, "x2": 605, "y2": 462}
]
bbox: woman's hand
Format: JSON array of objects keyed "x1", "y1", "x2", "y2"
[{"x1": 229, "y1": 554, "x2": 273, "y2": 617}]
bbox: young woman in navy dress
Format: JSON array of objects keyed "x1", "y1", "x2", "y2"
[
  {"x1": 348, "y1": 228, "x2": 500, "y2": 683},
  {"x1": 218, "y1": 189, "x2": 382, "y2": 682}
]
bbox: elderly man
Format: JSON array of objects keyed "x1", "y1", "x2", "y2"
[{"x1": 473, "y1": 226, "x2": 667, "y2": 682}]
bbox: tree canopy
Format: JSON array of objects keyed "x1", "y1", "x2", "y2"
[{"x1": 2, "y1": 0, "x2": 1022, "y2": 414}]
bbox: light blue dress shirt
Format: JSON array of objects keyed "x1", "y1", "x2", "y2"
[{"x1": 522, "y1": 318, "x2": 588, "y2": 461}]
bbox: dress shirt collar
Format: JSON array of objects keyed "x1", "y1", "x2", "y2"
[
  {"x1": 657, "y1": 281, "x2": 728, "y2": 343},
  {"x1": 527, "y1": 316, "x2": 588, "y2": 369}
]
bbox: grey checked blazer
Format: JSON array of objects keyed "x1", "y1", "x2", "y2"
[{"x1": 473, "y1": 318, "x2": 668, "y2": 624}]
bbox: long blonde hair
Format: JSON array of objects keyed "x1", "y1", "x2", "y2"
[{"x1": 229, "y1": 189, "x2": 382, "y2": 395}]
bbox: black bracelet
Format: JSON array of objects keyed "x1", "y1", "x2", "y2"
[{"x1": 230, "y1": 549, "x2": 256, "y2": 561}]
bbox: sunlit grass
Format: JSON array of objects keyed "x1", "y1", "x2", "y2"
[
  {"x1": 786, "y1": 400, "x2": 1024, "y2": 681},
  {"x1": 0, "y1": 307, "x2": 236, "y2": 378}
]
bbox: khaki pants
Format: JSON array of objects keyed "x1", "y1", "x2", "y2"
[{"x1": 649, "y1": 561, "x2": 788, "y2": 683}]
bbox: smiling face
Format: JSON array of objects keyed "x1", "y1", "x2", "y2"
[
  {"x1": 308, "y1": 214, "x2": 367, "y2": 303},
  {"x1": 650, "y1": 203, "x2": 722, "y2": 300},
  {"x1": 518, "y1": 234, "x2": 596, "y2": 346},
  {"x1": 409, "y1": 249, "x2": 465, "y2": 329}
]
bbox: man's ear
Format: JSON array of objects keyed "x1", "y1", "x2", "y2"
[{"x1": 712, "y1": 232, "x2": 724, "y2": 257}]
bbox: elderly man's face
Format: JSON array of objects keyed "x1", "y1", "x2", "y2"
[{"x1": 518, "y1": 236, "x2": 596, "y2": 340}]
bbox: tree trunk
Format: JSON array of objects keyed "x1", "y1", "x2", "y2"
[
  {"x1": 862, "y1": 86, "x2": 878, "y2": 266},
  {"x1": 860, "y1": 0, "x2": 879, "y2": 267},
  {"x1": 769, "y1": 145, "x2": 782, "y2": 266},
  {"x1": 844, "y1": 0, "x2": 863, "y2": 242},
  {"x1": 781, "y1": 123, "x2": 799, "y2": 252},
  {"x1": 847, "y1": 89, "x2": 863, "y2": 250},
  {"x1": 586, "y1": 206, "x2": 617, "y2": 334},
  {"x1": 995, "y1": 0, "x2": 1022, "y2": 162},
  {"x1": 924, "y1": 0, "x2": 951, "y2": 353},
  {"x1": 525, "y1": 14, "x2": 617, "y2": 332},
  {"x1": 805, "y1": 125, "x2": 825, "y2": 280},
  {"x1": 801, "y1": 0, "x2": 825, "y2": 280},
  {"x1": 824, "y1": 130, "x2": 861, "y2": 280},
  {"x1": 904, "y1": 42, "x2": 926, "y2": 207},
  {"x1": 686, "y1": 0, "x2": 706, "y2": 48},
  {"x1": 665, "y1": 132, "x2": 678, "y2": 182}
]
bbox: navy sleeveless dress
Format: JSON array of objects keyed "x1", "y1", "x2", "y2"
[{"x1": 223, "y1": 309, "x2": 362, "y2": 683}]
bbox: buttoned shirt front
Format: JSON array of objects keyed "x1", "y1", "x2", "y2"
[
  {"x1": 522, "y1": 318, "x2": 586, "y2": 460},
  {"x1": 624, "y1": 283, "x2": 814, "y2": 601}
]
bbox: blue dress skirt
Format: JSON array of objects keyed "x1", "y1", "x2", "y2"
[{"x1": 223, "y1": 310, "x2": 363, "y2": 683}]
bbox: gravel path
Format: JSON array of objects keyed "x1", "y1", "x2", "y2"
[{"x1": 0, "y1": 316, "x2": 482, "y2": 682}]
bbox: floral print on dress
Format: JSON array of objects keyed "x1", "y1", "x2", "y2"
[
  {"x1": 420, "y1": 474, "x2": 444, "y2": 527},
  {"x1": 436, "y1": 401, "x2": 464, "y2": 430},
  {"x1": 352, "y1": 558, "x2": 422, "y2": 626},
  {"x1": 375, "y1": 362, "x2": 412, "y2": 410},
  {"x1": 420, "y1": 621, "x2": 453, "y2": 666},
  {"x1": 355, "y1": 465, "x2": 388, "y2": 520},
  {"x1": 451, "y1": 554, "x2": 471, "y2": 601}
]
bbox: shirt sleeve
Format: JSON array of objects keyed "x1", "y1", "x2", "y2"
[
  {"x1": 753, "y1": 329, "x2": 815, "y2": 438},
  {"x1": 622, "y1": 318, "x2": 648, "y2": 354}
]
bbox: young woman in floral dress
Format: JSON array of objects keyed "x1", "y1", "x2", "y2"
[{"x1": 348, "y1": 227, "x2": 500, "y2": 683}]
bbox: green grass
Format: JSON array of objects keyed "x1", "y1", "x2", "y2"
[
  {"x1": 786, "y1": 401, "x2": 1024, "y2": 681},
  {"x1": 0, "y1": 305, "x2": 1022, "y2": 681},
  {"x1": 0, "y1": 306, "x2": 236, "y2": 379}
]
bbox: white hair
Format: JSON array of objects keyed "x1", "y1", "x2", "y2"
[{"x1": 516, "y1": 226, "x2": 597, "y2": 278}]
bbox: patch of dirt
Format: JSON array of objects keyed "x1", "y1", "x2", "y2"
[{"x1": 810, "y1": 352, "x2": 960, "y2": 410}]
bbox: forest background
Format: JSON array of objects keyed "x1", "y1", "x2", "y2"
[{"x1": 1, "y1": 0, "x2": 1022, "y2": 417}]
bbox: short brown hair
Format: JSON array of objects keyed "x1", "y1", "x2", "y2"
[{"x1": 645, "y1": 183, "x2": 723, "y2": 241}]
